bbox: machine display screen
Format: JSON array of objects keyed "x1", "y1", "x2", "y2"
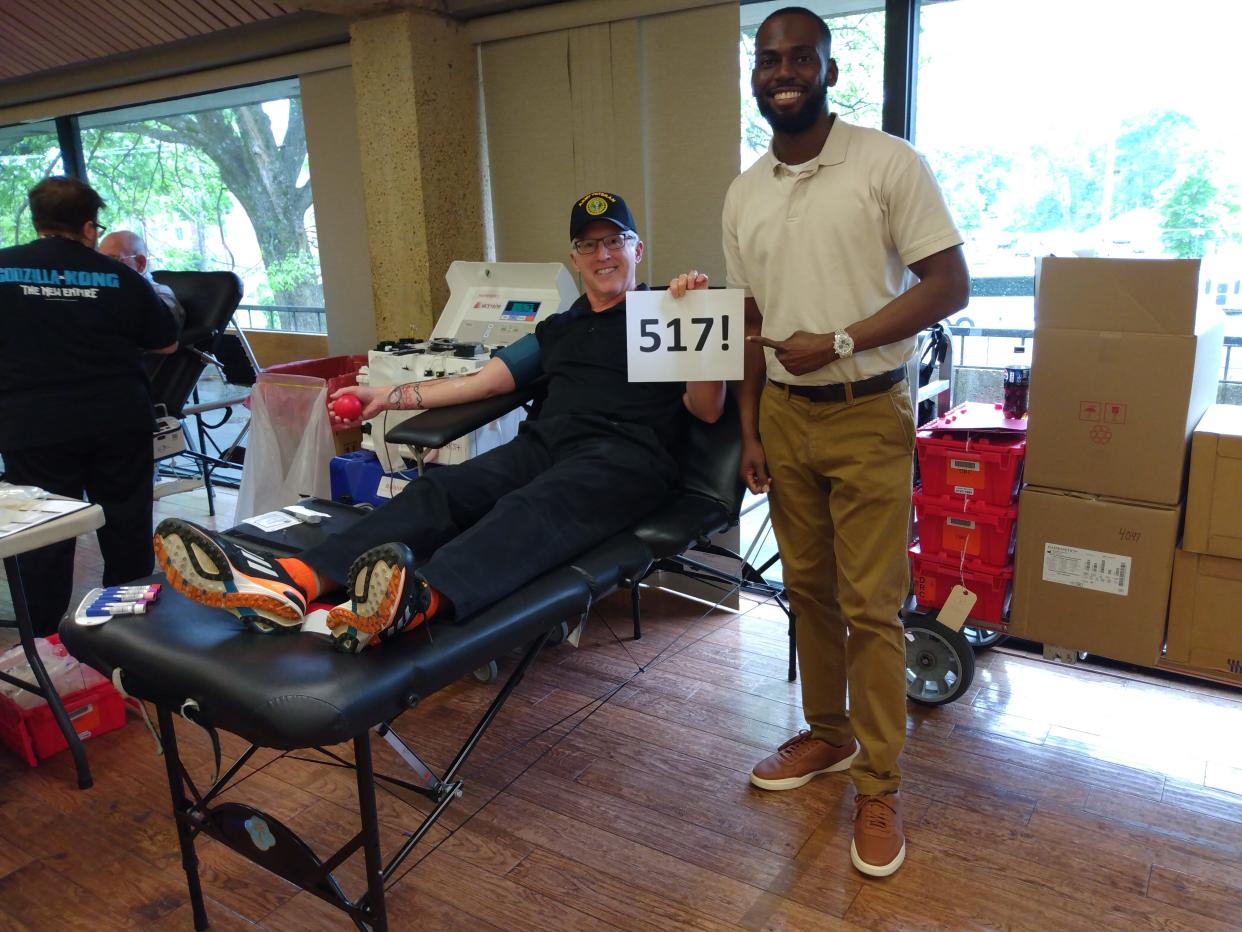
[{"x1": 500, "y1": 299, "x2": 541, "y2": 321}]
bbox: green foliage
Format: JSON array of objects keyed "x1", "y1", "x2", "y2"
[
  {"x1": 252, "y1": 251, "x2": 322, "y2": 307},
  {"x1": 0, "y1": 131, "x2": 62, "y2": 247},
  {"x1": 1161, "y1": 164, "x2": 1221, "y2": 258}
]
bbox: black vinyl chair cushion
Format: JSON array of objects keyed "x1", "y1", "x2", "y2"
[
  {"x1": 149, "y1": 271, "x2": 244, "y2": 419},
  {"x1": 60, "y1": 567, "x2": 591, "y2": 749},
  {"x1": 385, "y1": 383, "x2": 542, "y2": 450},
  {"x1": 630, "y1": 493, "x2": 732, "y2": 559},
  {"x1": 567, "y1": 533, "x2": 654, "y2": 595}
]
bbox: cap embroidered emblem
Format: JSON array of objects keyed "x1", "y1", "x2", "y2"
[{"x1": 584, "y1": 195, "x2": 610, "y2": 216}]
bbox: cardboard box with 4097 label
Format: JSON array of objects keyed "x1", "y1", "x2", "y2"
[{"x1": 1010, "y1": 486, "x2": 1178, "y2": 668}]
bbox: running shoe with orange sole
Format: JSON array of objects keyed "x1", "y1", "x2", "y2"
[
  {"x1": 326, "y1": 543, "x2": 430, "y2": 653},
  {"x1": 153, "y1": 518, "x2": 307, "y2": 630}
]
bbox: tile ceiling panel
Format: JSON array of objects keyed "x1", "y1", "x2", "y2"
[{"x1": 0, "y1": 0, "x2": 297, "y2": 81}]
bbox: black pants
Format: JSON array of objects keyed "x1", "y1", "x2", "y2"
[
  {"x1": 301, "y1": 417, "x2": 676, "y2": 620},
  {"x1": 2, "y1": 432, "x2": 155, "y2": 636}
]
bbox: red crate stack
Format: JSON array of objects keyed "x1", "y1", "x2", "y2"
[{"x1": 911, "y1": 403, "x2": 1026, "y2": 629}]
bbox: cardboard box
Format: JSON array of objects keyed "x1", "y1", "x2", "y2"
[
  {"x1": 1165, "y1": 549, "x2": 1242, "y2": 680},
  {"x1": 1025, "y1": 258, "x2": 1224, "y2": 505},
  {"x1": 1010, "y1": 485, "x2": 1179, "y2": 667},
  {"x1": 1183, "y1": 404, "x2": 1242, "y2": 559},
  {"x1": 333, "y1": 425, "x2": 363, "y2": 456},
  {"x1": 1035, "y1": 257, "x2": 1203, "y2": 334}
]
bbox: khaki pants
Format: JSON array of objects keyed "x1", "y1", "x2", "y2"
[{"x1": 760, "y1": 381, "x2": 914, "y2": 795}]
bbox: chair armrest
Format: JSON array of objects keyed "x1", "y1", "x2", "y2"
[{"x1": 384, "y1": 384, "x2": 539, "y2": 449}]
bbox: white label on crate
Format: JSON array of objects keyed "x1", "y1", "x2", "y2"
[
  {"x1": 946, "y1": 516, "x2": 977, "y2": 530},
  {"x1": 953, "y1": 485, "x2": 976, "y2": 496},
  {"x1": 1041, "y1": 543, "x2": 1131, "y2": 596},
  {"x1": 937, "y1": 585, "x2": 978, "y2": 632},
  {"x1": 376, "y1": 477, "x2": 411, "y2": 499},
  {"x1": 950, "y1": 458, "x2": 981, "y2": 471}
]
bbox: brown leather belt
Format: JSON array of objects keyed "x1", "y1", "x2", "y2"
[{"x1": 770, "y1": 366, "x2": 906, "y2": 403}]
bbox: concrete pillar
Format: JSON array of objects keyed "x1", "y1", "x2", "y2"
[{"x1": 350, "y1": 9, "x2": 484, "y2": 341}]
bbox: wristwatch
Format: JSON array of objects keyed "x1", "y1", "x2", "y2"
[{"x1": 832, "y1": 329, "x2": 854, "y2": 359}]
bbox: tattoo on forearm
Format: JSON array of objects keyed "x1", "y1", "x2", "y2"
[{"x1": 396, "y1": 379, "x2": 445, "y2": 410}]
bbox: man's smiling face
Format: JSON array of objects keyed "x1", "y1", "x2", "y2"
[
  {"x1": 570, "y1": 218, "x2": 644, "y2": 311},
  {"x1": 752, "y1": 11, "x2": 837, "y2": 135}
]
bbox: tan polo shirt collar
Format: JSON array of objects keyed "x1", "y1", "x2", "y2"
[{"x1": 763, "y1": 115, "x2": 851, "y2": 177}]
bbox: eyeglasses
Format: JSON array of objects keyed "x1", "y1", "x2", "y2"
[
  {"x1": 572, "y1": 233, "x2": 635, "y2": 255},
  {"x1": 92, "y1": 220, "x2": 108, "y2": 235}
]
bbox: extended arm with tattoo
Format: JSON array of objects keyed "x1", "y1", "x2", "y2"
[{"x1": 328, "y1": 356, "x2": 518, "y2": 424}]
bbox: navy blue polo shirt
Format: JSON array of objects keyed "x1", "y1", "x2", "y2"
[
  {"x1": 0, "y1": 236, "x2": 178, "y2": 450},
  {"x1": 496, "y1": 286, "x2": 687, "y2": 449}
]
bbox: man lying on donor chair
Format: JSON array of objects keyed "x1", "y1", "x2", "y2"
[{"x1": 154, "y1": 192, "x2": 725, "y2": 653}]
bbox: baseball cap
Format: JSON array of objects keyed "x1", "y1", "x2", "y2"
[{"x1": 569, "y1": 192, "x2": 636, "y2": 240}]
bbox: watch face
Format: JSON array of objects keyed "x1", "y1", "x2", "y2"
[{"x1": 834, "y1": 330, "x2": 854, "y2": 357}]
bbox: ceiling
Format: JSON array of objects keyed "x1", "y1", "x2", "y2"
[{"x1": 0, "y1": 0, "x2": 567, "y2": 103}]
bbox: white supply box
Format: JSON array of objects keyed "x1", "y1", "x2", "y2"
[{"x1": 359, "y1": 261, "x2": 577, "y2": 470}]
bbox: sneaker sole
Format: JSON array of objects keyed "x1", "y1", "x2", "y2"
[
  {"x1": 154, "y1": 520, "x2": 303, "y2": 625},
  {"x1": 850, "y1": 838, "x2": 906, "y2": 877},
  {"x1": 326, "y1": 545, "x2": 418, "y2": 641},
  {"x1": 749, "y1": 746, "x2": 859, "y2": 791}
]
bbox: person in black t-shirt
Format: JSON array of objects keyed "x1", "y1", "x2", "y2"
[
  {"x1": 0, "y1": 177, "x2": 179, "y2": 635},
  {"x1": 153, "y1": 191, "x2": 725, "y2": 653}
]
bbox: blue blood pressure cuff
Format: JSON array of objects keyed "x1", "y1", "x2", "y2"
[{"x1": 493, "y1": 333, "x2": 542, "y2": 388}]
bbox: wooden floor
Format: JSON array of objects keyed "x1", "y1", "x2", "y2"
[{"x1": 2, "y1": 488, "x2": 1242, "y2": 930}]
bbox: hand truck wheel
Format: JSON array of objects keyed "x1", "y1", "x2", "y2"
[
  {"x1": 963, "y1": 625, "x2": 1005, "y2": 650},
  {"x1": 904, "y1": 613, "x2": 975, "y2": 706}
]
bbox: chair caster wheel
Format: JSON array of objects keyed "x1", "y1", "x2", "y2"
[{"x1": 473, "y1": 660, "x2": 498, "y2": 684}]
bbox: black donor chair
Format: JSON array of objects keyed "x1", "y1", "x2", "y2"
[
  {"x1": 149, "y1": 271, "x2": 253, "y2": 515},
  {"x1": 59, "y1": 386, "x2": 795, "y2": 932}
]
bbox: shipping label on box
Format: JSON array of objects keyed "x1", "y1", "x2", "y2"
[
  {"x1": 1041, "y1": 543, "x2": 1132, "y2": 596},
  {"x1": 1183, "y1": 404, "x2": 1242, "y2": 559},
  {"x1": 1011, "y1": 486, "x2": 1178, "y2": 668}
]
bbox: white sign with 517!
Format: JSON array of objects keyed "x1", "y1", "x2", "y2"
[{"x1": 625, "y1": 289, "x2": 744, "y2": 383}]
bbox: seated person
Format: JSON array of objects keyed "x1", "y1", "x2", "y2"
[
  {"x1": 154, "y1": 191, "x2": 724, "y2": 653},
  {"x1": 99, "y1": 230, "x2": 186, "y2": 332}
]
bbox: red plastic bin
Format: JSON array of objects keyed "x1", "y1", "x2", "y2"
[
  {"x1": 0, "y1": 670, "x2": 127, "y2": 767},
  {"x1": 913, "y1": 491, "x2": 1018, "y2": 568},
  {"x1": 909, "y1": 541, "x2": 1012, "y2": 626},
  {"x1": 915, "y1": 431, "x2": 1025, "y2": 506},
  {"x1": 261, "y1": 355, "x2": 368, "y2": 433}
]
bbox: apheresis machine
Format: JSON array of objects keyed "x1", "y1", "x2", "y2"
[{"x1": 332, "y1": 261, "x2": 577, "y2": 503}]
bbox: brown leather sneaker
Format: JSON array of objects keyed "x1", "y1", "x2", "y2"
[
  {"x1": 749, "y1": 730, "x2": 859, "y2": 791},
  {"x1": 851, "y1": 791, "x2": 906, "y2": 877}
]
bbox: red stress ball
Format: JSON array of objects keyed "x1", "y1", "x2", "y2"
[{"x1": 331, "y1": 394, "x2": 363, "y2": 421}]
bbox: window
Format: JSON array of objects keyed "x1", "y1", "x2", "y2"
[
  {"x1": 0, "y1": 121, "x2": 63, "y2": 248},
  {"x1": 740, "y1": 2, "x2": 886, "y2": 171},
  {"x1": 79, "y1": 80, "x2": 325, "y2": 333},
  {"x1": 916, "y1": 0, "x2": 1242, "y2": 350}
]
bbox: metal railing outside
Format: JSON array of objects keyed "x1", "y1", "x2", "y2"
[
  {"x1": 234, "y1": 304, "x2": 327, "y2": 334},
  {"x1": 946, "y1": 326, "x2": 1242, "y2": 384}
]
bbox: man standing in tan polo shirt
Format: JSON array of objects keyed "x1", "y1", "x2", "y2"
[{"x1": 677, "y1": 6, "x2": 968, "y2": 877}]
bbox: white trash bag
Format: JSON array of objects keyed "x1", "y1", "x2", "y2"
[{"x1": 236, "y1": 372, "x2": 336, "y2": 521}]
